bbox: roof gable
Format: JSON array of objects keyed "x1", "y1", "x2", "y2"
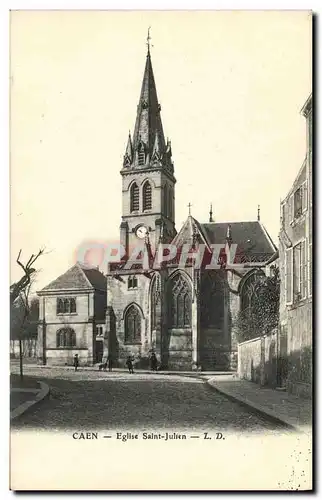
[
  {"x1": 171, "y1": 216, "x2": 211, "y2": 251},
  {"x1": 39, "y1": 263, "x2": 107, "y2": 293}
]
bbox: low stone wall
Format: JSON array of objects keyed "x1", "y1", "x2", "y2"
[
  {"x1": 238, "y1": 333, "x2": 277, "y2": 387},
  {"x1": 43, "y1": 348, "x2": 90, "y2": 366}
]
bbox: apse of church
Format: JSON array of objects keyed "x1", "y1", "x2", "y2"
[{"x1": 105, "y1": 45, "x2": 277, "y2": 371}]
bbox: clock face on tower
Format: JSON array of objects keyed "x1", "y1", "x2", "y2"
[{"x1": 135, "y1": 225, "x2": 148, "y2": 239}]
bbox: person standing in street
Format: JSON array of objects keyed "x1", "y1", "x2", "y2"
[
  {"x1": 126, "y1": 355, "x2": 134, "y2": 374},
  {"x1": 73, "y1": 353, "x2": 79, "y2": 372},
  {"x1": 150, "y1": 352, "x2": 158, "y2": 372}
]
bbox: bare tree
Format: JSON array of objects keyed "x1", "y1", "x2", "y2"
[
  {"x1": 10, "y1": 248, "x2": 46, "y2": 379},
  {"x1": 10, "y1": 248, "x2": 45, "y2": 306}
]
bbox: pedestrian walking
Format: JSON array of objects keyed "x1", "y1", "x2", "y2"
[
  {"x1": 73, "y1": 353, "x2": 79, "y2": 372},
  {"x1": 126, "y1": 355, "x2": 134, "y2": 374},
  {"x1": 150, "y1": 352, "x2": 158, "y2": 372}
]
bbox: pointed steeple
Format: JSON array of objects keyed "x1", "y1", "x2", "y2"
[
  {"x1": 131, "y1": 48, "x2": 166, "y2": 168},
  {"x1": 123, "y1": 131, "x2": 133, "y2": 167}
]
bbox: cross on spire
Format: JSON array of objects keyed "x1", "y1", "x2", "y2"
[
  {"x1": 146, "y1": 26, "x2": 152, "y2": 53},
  {"x1": 188, "y1": 202, "x2": 192, "y2": 216},
  {"x1": 209, "y1": 203, "x2": 214, "y2": 223}
]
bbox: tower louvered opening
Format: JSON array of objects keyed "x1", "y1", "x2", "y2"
[
  {"x1": 130, "y1": 183, "x2": 139, "y2": 212},
  {"x1": 143, "y1": 181, "x2": 152, "y2": 211}
]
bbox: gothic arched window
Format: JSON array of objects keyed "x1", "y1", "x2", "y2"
[
  {"x1": 200, "y1": 271, "x2": 225, "y2": 328},
  {"x1": 163, "y1": 184, "x2": 168, "y2": 218},
  {"x1": 168, "y1": 274, "x2": 191, "y2": 328},
  {"x1": 143, "y1": 181, "x2": 152, "y2": 211},
  {"x1": 56, "y1": 328, "x2": 76, "y2": 348},
  {"x1": 130, "y1": 182, "x2": 139, "y2": 212},
  {"x1": 124, "y1": 304, "x2": 141, "y2": 344},
  {"x1": 240, "y1": 273, "x2": 260, "y2": 314},
  {"x1": 138, "y1": 143, "x2": 145, "y2": 166}
]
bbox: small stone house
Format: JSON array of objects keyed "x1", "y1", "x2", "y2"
[{"x1": 37, "y1": 263, "x2": 107, "y2": 366}]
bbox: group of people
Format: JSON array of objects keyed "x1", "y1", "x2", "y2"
[
  {"x1": 126, "y1": 351, "x2": 158, "y2": 374},
  {"x1": 73, "y1": 352, "x2": 159, "y2": 373}
]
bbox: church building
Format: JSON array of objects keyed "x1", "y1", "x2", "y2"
[
  {"x1": 105, "y1": 45, "x2": 277, "y2": 371},
  {"x1": 37, "y1": 43, "x2": 277, "y2": 370}
]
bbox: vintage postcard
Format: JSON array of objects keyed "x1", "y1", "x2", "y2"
[{"x1": 10, "y1": 10, "x2": 312, "y2": 491}]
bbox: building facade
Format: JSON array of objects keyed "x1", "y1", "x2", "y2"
[
  {"x1": 37, "y1": 263, "x2": 107, "y2": 365},
  {"x1": 279, "y1": 94, "x2": 312, "y2": 397}
]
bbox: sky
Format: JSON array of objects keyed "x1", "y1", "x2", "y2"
[{"x1": 10, "y1": 10, "x2": 312, "y2": 290}]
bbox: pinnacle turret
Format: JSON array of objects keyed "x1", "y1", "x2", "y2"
[{"x1": 123, "y1": 132, "x2": 133, "y2": 167}]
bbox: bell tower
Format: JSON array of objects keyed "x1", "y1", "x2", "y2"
[{"x1": 120, "y1": 40, "x2": 176, "y2": 255}]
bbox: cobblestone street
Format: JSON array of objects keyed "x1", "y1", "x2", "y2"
[{"x1": 11, "y1": 366, "x2": 290, "y2": 433}]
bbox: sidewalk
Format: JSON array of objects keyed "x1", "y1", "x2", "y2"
[
  {"x1": 207, "y1": 375, "x2": 312, "y2": 433},
  {"x1": 10, "y1": 374, "x2": 49, "y2": 420}
]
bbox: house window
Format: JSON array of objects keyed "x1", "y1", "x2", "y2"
[
  {"x1": 293, "y1": 182, "x2": 307, "y2": 220},
  {"x1": 124, "y1": 305, "x2": 141, "y2": 344},
  {"x1": 56, "y1": 297, "x2": 77, "y2": 315},
  {"x1": 168, "y1": 274, "x2": 191, "y2": 328},
  {"x1": 293, "y1": 241, "x2": 306, "y2": 302},
  {"x1": 285, "y1": 248, "x2": 293, "y2": 305},
  {"x1": 56, "y1": 328, "x2": 76, "y2": 348},
  {"x1": 143, "y1": 181, "x2": 152, "y2": 211},
  {"x1": 128, "y1": 276, "x2": 138, "y2": 290},
  {"x1": 130, "y1": 183, "x2": 139, "y2": 212}
]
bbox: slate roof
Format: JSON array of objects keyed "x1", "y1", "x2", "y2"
[
  {"x1": 39, "y1": 263, "x2": 107, "y2": 293},
  {"x1": 201, "y1": 221, "x2": 277, "y2": 254},
  {"x1": 81, "y1": 266, "x2": 108, "y2": 291},
  {"x1": 171, "y1": 217, "x2": 277, "y2": 263}
]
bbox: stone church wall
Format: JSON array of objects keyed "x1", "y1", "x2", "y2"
[
  {"x1": 107, "y1": 273, "x2": 152, "y2": 367},
  {"x1": 166, "y1": 328, "x2": 192, "y2": 370}
]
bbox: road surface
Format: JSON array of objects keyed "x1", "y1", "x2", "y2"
[{"x1": 11, "y1": 366, "x2": 289, "y2": 433}]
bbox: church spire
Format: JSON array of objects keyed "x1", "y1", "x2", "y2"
[{"x1": 130, "y1": 39, "x2": 167, "y2": 169}]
